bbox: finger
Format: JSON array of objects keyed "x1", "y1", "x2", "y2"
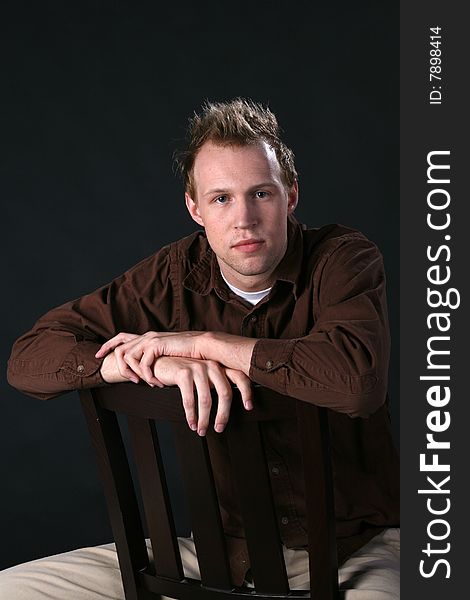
[
  {"x1": 176, "y1": 370, "x2": 197, "y2": 431},
  {"x1": 137, "y1": 351, "x2": 165, "y2": 388},
  {"x1": 208, "y1": 365, "x2": 233, "y2": 433},
  {"x1": 137, "y1": 351, "x2": 153, "y2": 383},
  {"x1": 125, "y1": 350, "x2": 153, "y2": 386},
  {"x1": 225, "y1": 369, "x2": 253, "y2": 410},
  {"x1": 121, "y1": 340, "x2": 164, "y2": 387},
  {"x1": 95, "y1": 333, "x2": 138, "y2": 358},
  {"x1": 150, "y1": 358, "x2": 169, "y2": 389},
  {"x1": 114, "y1": 347, "x2": 140, "y2": 384},
  {"x1": 95, "y1": 335, "x2": 126, "y2": 358},
  {"x1": 193, "y1": 370, "x2": 212, "y2": 437}
]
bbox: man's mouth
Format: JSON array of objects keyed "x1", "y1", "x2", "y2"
[{"x1": 232, "y1": 239, "x2": 265, "y2": 253}]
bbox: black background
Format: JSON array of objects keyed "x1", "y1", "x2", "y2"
[{"x1": 1, "y1": 2, "x2": 398, "y2": 572}]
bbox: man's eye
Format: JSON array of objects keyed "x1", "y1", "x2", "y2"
[
  {"x1": 215, "y1": 195, "x2": 228, "y2": 204},
  {"x1": 255, "y1": 191, "x2": 269, "y2": 199}
]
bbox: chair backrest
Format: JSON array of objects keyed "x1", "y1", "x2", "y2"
[{"x1": 79, "y1": 384, "x2": 339, "y2": 600}]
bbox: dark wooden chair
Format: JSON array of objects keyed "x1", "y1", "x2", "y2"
[{"x1": 79, "y1": 384, "x2": 339, "y2": 600}]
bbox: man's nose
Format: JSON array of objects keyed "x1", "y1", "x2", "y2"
[{"x1": 234, "y1": 198, "x2": 258, "y2": 229}]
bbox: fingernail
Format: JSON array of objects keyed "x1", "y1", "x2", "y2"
[
  {"x1": 189, "y1": 423, "x2": 197, "y2": 431},
  {"x1": 214, "y1": 423, "x2": 225, "y2": 433},
  {"x1": 198, "y1": 428, "x2": 206, "y2": 437},
  {"x1": 147, "y1": 382, "x2": 155, "y2": 388},
  {"x1": 244, "y1": 401, "x2": 253, "y2": 410}
]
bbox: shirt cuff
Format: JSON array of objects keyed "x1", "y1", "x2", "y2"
[
  {"x1": 61, "y1": 341, "x2": 107, "y2": 388},
  {"x1": 249, "y1": 338, "x2": 296, "y2": 389}
]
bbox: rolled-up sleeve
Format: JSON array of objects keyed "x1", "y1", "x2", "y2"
[{"x1": 250, "y1": 236, "x2": 390, "y2": 417}]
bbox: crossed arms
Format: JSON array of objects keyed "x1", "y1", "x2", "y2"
[
  {"x1": 97, "y1": 331, "x2": 257, "y2": 435},
  {"x1": 7, "y1": 232, "x2": 391, "y2": 434}
]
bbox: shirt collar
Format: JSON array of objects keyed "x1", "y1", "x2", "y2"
[{"x1": 183, "y1": 215, "x2": 304, "y2": 299}]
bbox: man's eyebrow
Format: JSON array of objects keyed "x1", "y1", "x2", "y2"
[
  {"x1": 247, "y1": 182, "x2": 278, "y2": 191},
  {"x1": 202, "y1": 188, "x2": 228, "y2": 197},
  {"x1": 202, "y1": 182, "x2": 278, "y2": 197}
]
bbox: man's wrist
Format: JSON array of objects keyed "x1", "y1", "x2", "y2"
[
  {"x1": 196, "y1": 331, "x2": 256, "y2": 375},
  {"x1": 100, "y1": 352, "x2": 127, "y2": 384},
  {"x1": 194, "y1": 331, "x2": 217, "y2": 360}
]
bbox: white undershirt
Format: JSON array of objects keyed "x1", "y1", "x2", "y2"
[{"x1": 221, "y1": 272, "x2": 272, "y2": 305}]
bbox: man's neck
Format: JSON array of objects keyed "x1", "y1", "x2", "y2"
[
  {"x1": 220, "y1": 271, "x2": 271, "y2": 305},
  {"x1": 217, "y1": 259, "x2": 279, "y2": 293}
]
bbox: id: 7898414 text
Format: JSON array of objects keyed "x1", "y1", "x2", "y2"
[{"x1": 429, "y1": 26, "x2": 443, "y2": 105}]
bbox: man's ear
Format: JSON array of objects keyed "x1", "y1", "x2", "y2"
[
  {"x1": 287, "y1": 179, "x2": 299, "y2": 214},
  {"x1": 185, "y1": 192, "x2": 205, "y2": 227}
]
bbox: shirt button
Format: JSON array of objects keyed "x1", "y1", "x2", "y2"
[
  {"x1": 271, "y1": 466, "x2": 280, "y2": 475},
  {"x1": 265, "y1": 360, "x2": 273, "y2": 369},
  {"x1": 281, "y1": 517, "x2": 289, "y2": 525},
  {"x1": 250, "y1": 315, "x2": 258, "y2": 323},
  {"x1": 77, "y1": 364, "x2": 85, "y2": 373}
]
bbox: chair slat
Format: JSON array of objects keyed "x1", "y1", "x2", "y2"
[
  {"x1": 226, "y1": 420, "x2": 289, "y2": 595},
  {"x1": 172, "y1": 422, "x2": 233, "y2": 590},
  {"x1": 127, "y1": 415, "x2": 184, "y2": 581},
  {"x1": 296, "y1": 403, "x2": 339, "y2": 600},
  {"x1": 80, "y1": 390, "x2": 149, "y2": 600}
]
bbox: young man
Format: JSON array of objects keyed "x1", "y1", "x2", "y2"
[{"x1": 5, "y1": 99, "x2": 399, "y2": 599}]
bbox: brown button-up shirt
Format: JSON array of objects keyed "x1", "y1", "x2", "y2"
[{"x1": 7, "y1": 216, "x2": 399, "y2": 585}]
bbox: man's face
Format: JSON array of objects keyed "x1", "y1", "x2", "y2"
[{"x1": 185, "y1": 140, "x2": 298, "y2": 292}]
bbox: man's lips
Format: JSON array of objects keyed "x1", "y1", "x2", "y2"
[{"x1": 231, "y1": 239, "x2": 265, "y2": 253}]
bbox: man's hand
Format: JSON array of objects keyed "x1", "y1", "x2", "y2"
[
  {"x1": 95, "y1": 330, "x2": 256, "y2": 378},
  {"x1": 100, "y1": 350, "x2": 165, "y2": 386},
  {"x1": 96, "y1": 331, "x2": 202, "y2": 386},
  {"x1": 96, "y1": 332, "x2": 254, "y2": 435},
  {"x1": 99, "y1": 332, "x2": 164, "y2": 386},
  {"x1": 153, "y1": 356, "x2": 253, "y2": 435}
]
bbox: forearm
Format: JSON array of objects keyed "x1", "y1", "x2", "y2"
[
  {"x1": 8, "y1": 245, "x2": 178, "y2": 399},
  {"x1": 7, "y1": 295, "x2": 116, "y2": 399},
  {"x1": 7, "y1": 335, "x2": 106, "y2": 399},
  {"x1": 242, "y1": 236, "x2": 391, "y2": 417},
  {"x1": 177, "y1": 329, "x2": 387, "y2": 418},
  {"x1": 248, "y1": 330, "x2": 389, "y2": 418},
  {"x1": 195, "y1": 332, "x2": 257, "y2": 376}
]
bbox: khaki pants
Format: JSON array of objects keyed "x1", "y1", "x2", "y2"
[{"x1": 0, "y1": 528, "x2": 400, "y2": 600}]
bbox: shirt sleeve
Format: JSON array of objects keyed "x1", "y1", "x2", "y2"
[
  {"x1": 7, "y1": 246, "x2": 176, "y2": 400},
  {"x1": 249, "y1": 236, "x2": 391, "y2": 418}
]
